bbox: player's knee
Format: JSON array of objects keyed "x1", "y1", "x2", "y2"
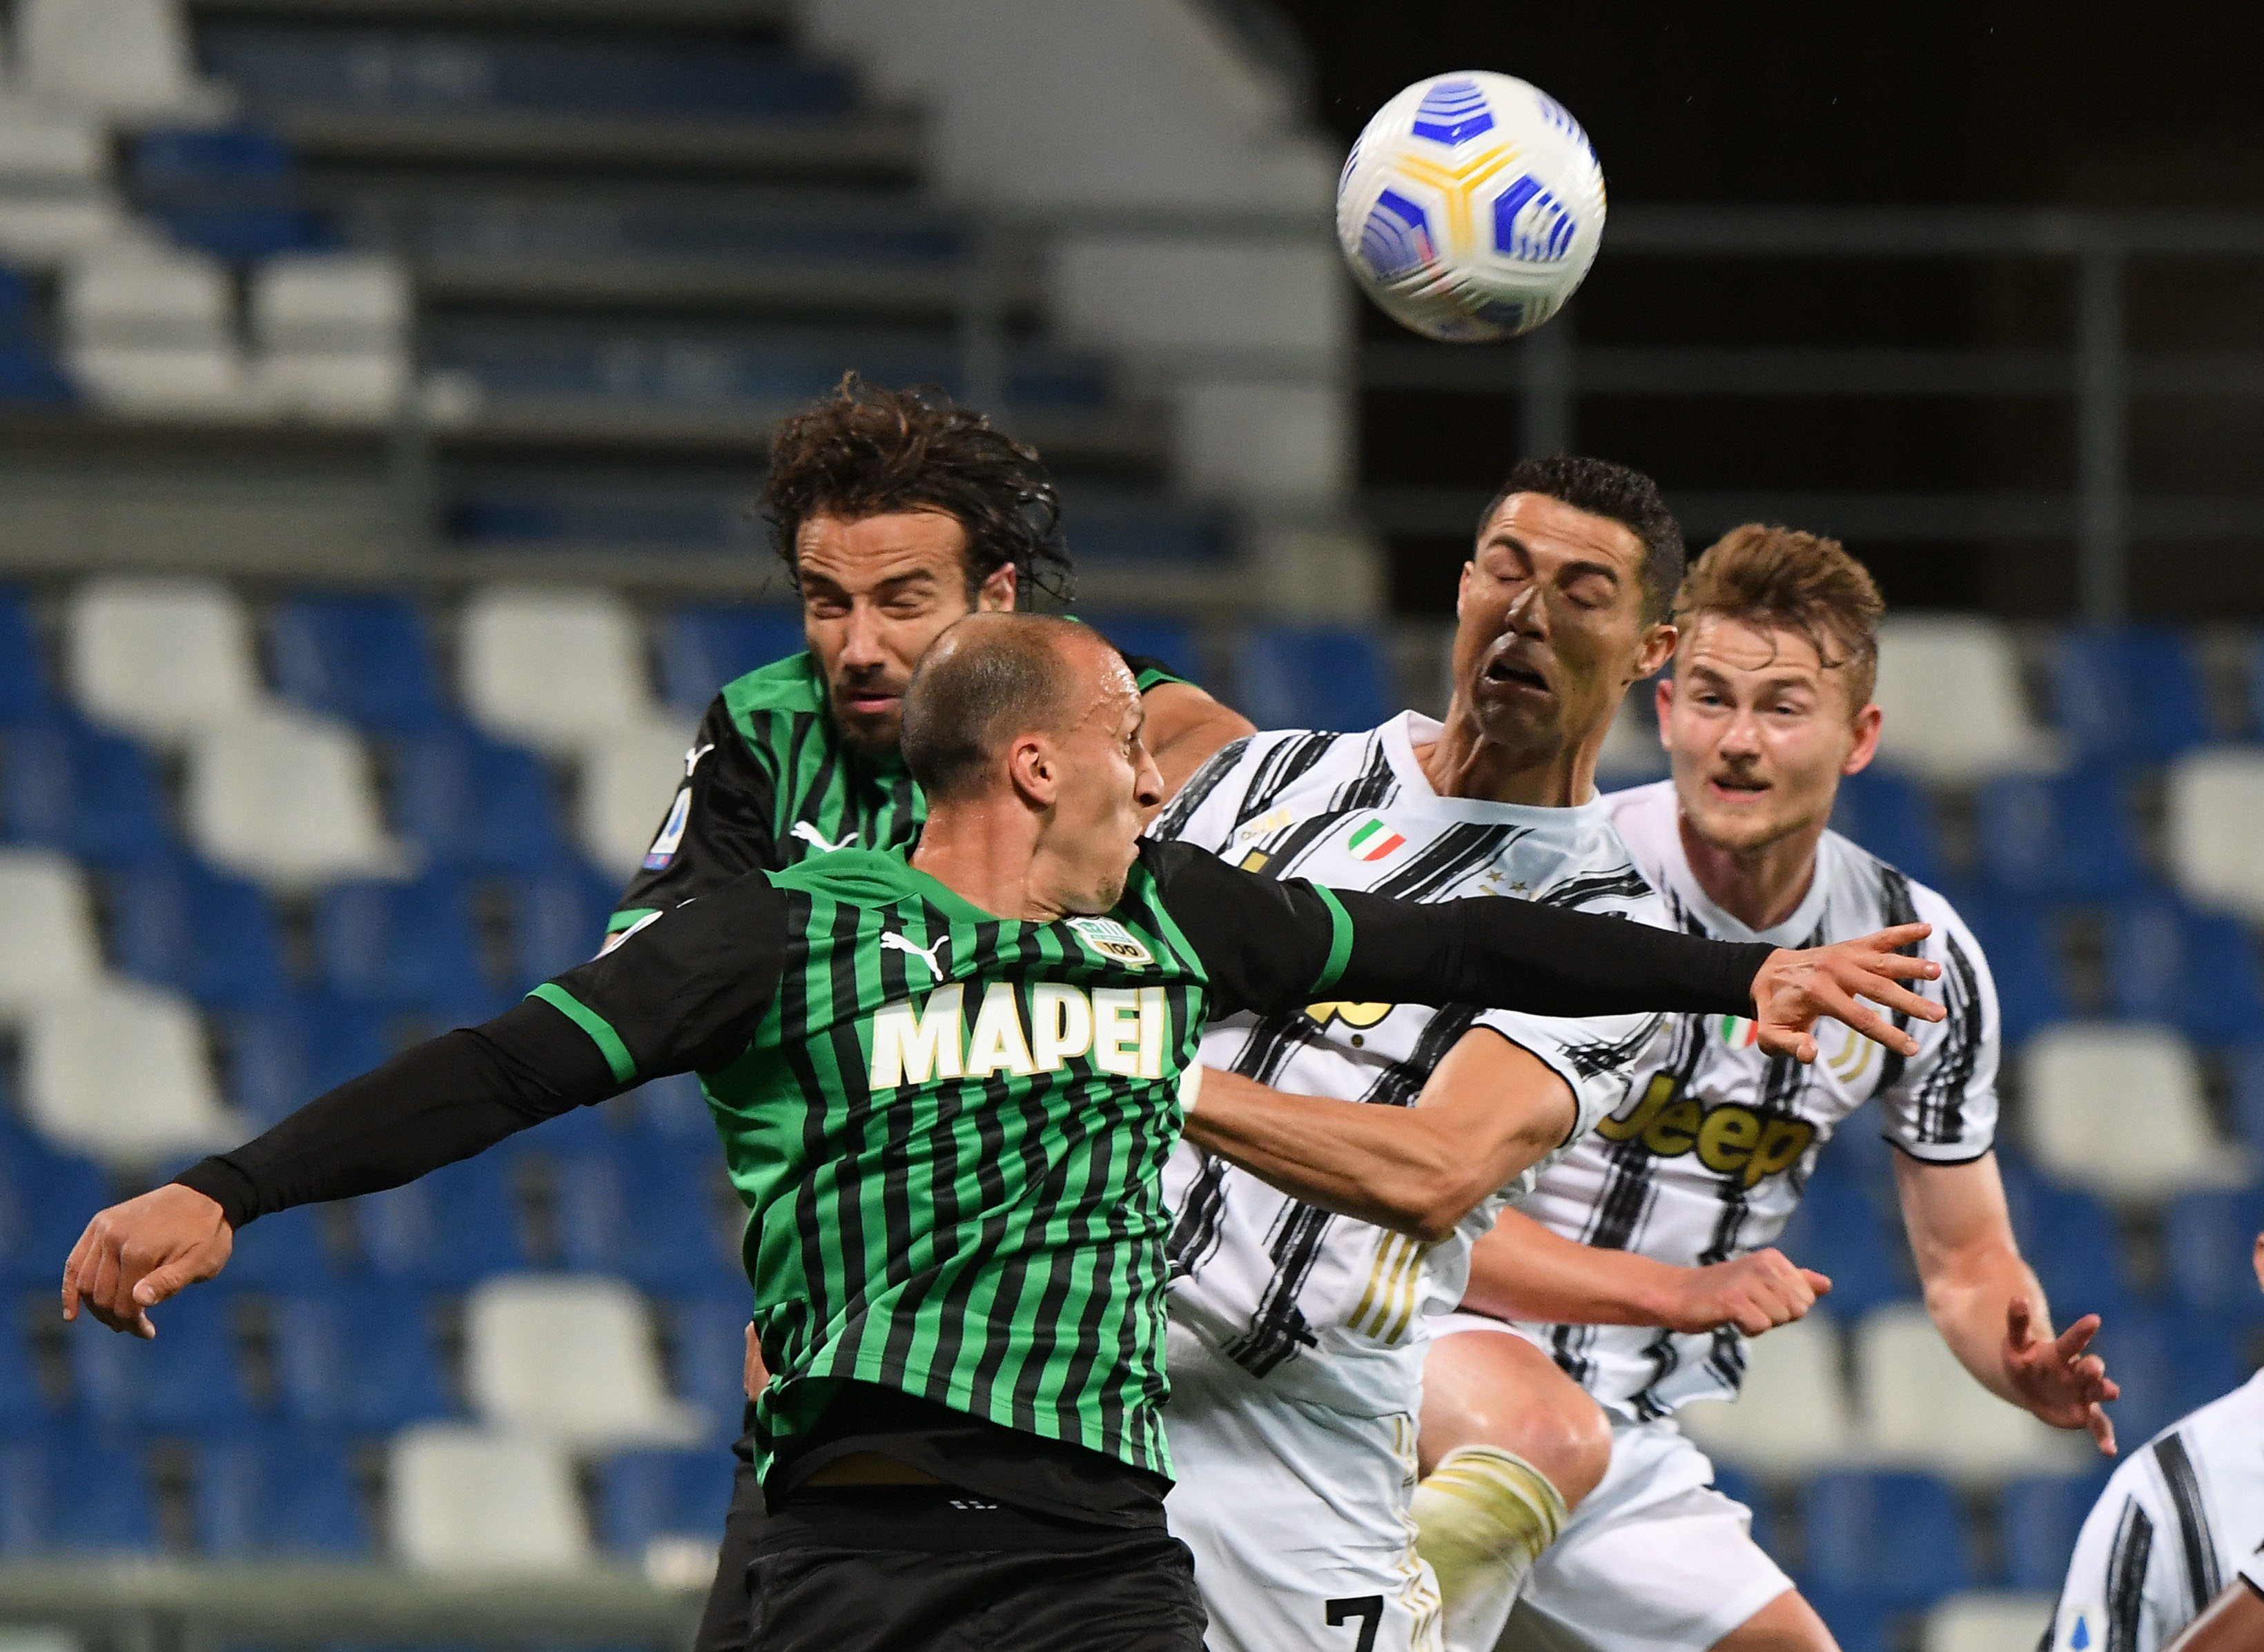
[{"x1": 1536, "y1": 1382, "x2": 1612, "y2": 1508}]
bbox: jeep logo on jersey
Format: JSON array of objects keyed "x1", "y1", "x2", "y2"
[
  {"x1": 1067, "y1": 916, "x2": 1153, "y2": 968},
  {"x1": 868, "y1": 983, "x2": 1169, "y2": 1087},
  {"x1": 1594, "y1": 1074, "x2": 1817, "y2": 1188},
  {"x1": 1347, "y1": 818, "x2": 1405, "y2": 861}
]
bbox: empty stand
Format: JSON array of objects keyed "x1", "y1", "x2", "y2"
[
  {"x1": 67, "y1": 578, "x2": 262, "y2": 744},
  {"x1": 352, "y1": 1154, "x2": 534, "y2": 1284},
  {"x1": 1236, "y1": 627, "x2": 1393, "y2": 734},
  {"x1": 272, "y1": 1282, "x2": 454, "y2": 1432},
  {"x1": 1920, "y1": 1593, "x2": 2056, "y2": 1652},
  {"x1": 1829, "y1": 767, "x2": 1944, "y2": 887},
  {"x1": 2162, "y1": 1188, "x2": 2264, "y2": 1316},
  {"x1": 23, "y1": 979, "x2": 236, "y2": 1163},
  {"x1": 69, "y1": 1287, "x2": 252, "y2": 1428},
  {"x1": 2052, "y1": 629, "x2": 2216, "y2": 759},
  {"x1": 1674, "y1": 1314, "x2": 1859, "y2": 1477},
  {"x1": 1951, "y1": 895, "x2": 2074, "y2": 1046},
  {"x1": 387, "y1": 1424, "x2": 590, "y2": 1573},
  {"x1": 1856, "y1": 1302, "x2": 2086, "y2": 1480},
  {"x1": 1797, "y1": 1469, "x2": 1975, "y2": 1608},
  {"x1": 463, "y1": 1275, "x2": 704, "y2": 1451},
  {"x1": 224, "y1": 996, "x2": 393, "y2": 1129},
  {"x1": 112, "y1": 857, "x2": 289, "y2": 1008},
  {"x1": 251, "y1": 252, "x2": 409, "y2": 422},
  {"x1": 187, "y1": 709, "x2": 402, "y2": 889},
  {"x1": 271, "y1": 596, "x2": 449, "y2": 735},
  {"x1": 3, "y1": 718, "x2": 173, "y2": 867},
  {"x1": 195, "y1": 1433, "x2": 371, "y2": 1557},
  {"x1": 392, "y1": 722, "x2": 570, "y2": 876},
  {"x1": 0, "y1": 1430, "x2": 159, "y2": 1553},
  {"x1": 2021, "y1": 1023, "x2": 2236, "y2": 1201},
  {"x1": 601, "y1": 1445, "x2": 734, "y2": 1560},
  {"x1": 460, "y1": 587, "x2": 654, "y2": 756},
  {"x1": 2167, "y1": 747, "x2": 2264, "y2": 921},
  {"x1": 1871, "y1": 617, "x2": 2057, "y2": 783},
  {"x1": 1998, "y1": 1471, "x2": 2116, "y2": 1591},
  {"x1": 17, "y1": 0, "x2": 233, "y2": 124},
  {"x1": 62, "y1": 246, "x2": 253, "y2": 415},
  {"x1": 0, "y1": 849, "x2": 104, "y2": 1012},
  {"x1": 2105, "y1": 899, "x2": 2264, "y2": 1043},
  {"x1": 315, "y1": 873, "x2": 491, "y2": 1012},
  {"x1": 1976, "y1": 767, "x2": 2144, "y2": 899},
  {"x1": 0, "y1": 103, "x2": 125, "y2": 266},
  {"x1": 578, "y1": 719, "x2": 696, "y2": 880}
]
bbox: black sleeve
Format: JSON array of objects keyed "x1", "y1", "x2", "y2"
[
  {"x1": 1144, "y1": 840, "x2": 1776, "y2": 1023},
  {"x1": 609, "y1": 695, "x2": 780, "y2": 934}
]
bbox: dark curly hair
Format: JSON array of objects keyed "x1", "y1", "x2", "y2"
[
  {"x1": 1479, "y1": 455, "x2": 1686, "y2": 622},
  {"x1": 763, "y1": 374, "x2": 1074, "y2": 604}
]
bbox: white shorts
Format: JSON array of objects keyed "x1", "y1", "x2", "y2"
[
  {"x1": 1163, "y1": 1325, "x2": 1443, "y2": 1652},
  {"x1": 1429, "y1": 1317, "x2": 1794, "y2": 1652}
]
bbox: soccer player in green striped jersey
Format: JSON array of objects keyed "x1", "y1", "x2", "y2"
[{"x1": 68, "y1": 616, "x2": 1942, "y2": 1652}]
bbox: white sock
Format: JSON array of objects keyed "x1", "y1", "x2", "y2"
[{"x1": 1411, "y1": 1445, "x2": 1570, "y2": 1652}]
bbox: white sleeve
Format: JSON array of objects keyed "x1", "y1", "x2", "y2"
[
  {"x1": 1877, "y1": 882, "x2": 2000, "y2": 1162},
  {"x1": 2050, "y1": 1469, "x2": 2179, "y2": 1652},
  {"x1": 1145, "y1": 729, "x2": 1297, "y2": 857}
]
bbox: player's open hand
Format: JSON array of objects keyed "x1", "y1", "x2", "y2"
[
  {"x1": 1666, "y1": 1248, "x2": 1832, "y2": 1335},
  {"x1": 1749, "y1": 923, "x2": 1944, "y2": 1062},
  {"x1": 2004, "y1": 1296, "x2": 2119, "y2": 1455},
  {"x1": 61, "y1": 1186, "x2": 233, "y2": 1339}
]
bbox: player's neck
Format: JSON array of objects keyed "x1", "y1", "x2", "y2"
[
  {"x1": 911, "y1": 798, "x2": 1068, "y2": 923},
  {"x1": 1416, "y1": 697, "x2": 1599, "y2": 807},
  {"x1": 1677, "y1": 812, "x2": 1825, "y2": 934}
]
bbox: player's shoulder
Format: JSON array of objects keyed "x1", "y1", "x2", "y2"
[
  {"x1": 720, "y1": 651, "x2": 826, "y2": 721},
  {"x1": 2167, "y1": 1367, "x2": 2264, "y2": 1465},
  {"x1": 767, "y1": 845, "x2": 917, "y2": 908}
]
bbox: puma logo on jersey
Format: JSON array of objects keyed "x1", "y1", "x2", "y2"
[
  {"x1": 683, "y1": 742, "x2": 716, "y2": 777},
  {"x1": 791, "y1": 821, "x2": 859, "y2": 854},
  {"x1": 868, "y1": 983, "x2": 1169, "y2": 1086},
  {"x1": 879, "y1": 931, "x2": 949, "y2": 978}
]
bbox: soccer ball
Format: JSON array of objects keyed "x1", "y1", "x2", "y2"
[{"x1": 1335, "y1": 71, "x2": 1606, "y2": 343}]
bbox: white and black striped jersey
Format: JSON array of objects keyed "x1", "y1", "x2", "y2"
[
  {"x1": 1149, "y1": 714, "x2": 1669, "y2": 1414},
  {"x1": 1507, "y1": 778, "x2": 2000, "y2": 1419},
  {"x1": 2049, "y1": 1372, "x2": 2264, "y2": 1652}
]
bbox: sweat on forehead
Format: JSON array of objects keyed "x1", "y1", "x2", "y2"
[{"x1": 898, "y1": 615, "x2": 1114, "y2": 798}]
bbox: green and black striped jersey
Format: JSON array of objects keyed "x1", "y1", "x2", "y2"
[{"x1": 609, "y1": 647, "x2": 1188, "y2": 936}]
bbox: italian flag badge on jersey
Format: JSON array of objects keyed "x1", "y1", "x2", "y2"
[
  {"x1": 1347, "y1": 818, "x2": 1405, "y2": 861},
  {"x1": 1715, "y1": 1014, "x2": 1762, "y2": 1048}
]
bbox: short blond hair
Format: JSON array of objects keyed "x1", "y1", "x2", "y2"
[{"x1": 1672, "y1": 524, "x2": 1885, "y2": 708}]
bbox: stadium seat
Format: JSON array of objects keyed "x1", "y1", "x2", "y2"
[
  {"x1": 1674, "y1": 1314, "x2": 1860, "y2": 1477},
  {"x1": 271, "y1": 1284, "x2": 454, "y2": 1431},
  {"x1": 216, "y1": 1201, "x2": 337, "y2": 1287},
  {"x1": 1236, "y1": 628, "x2": 1394, "y2": 734},
  {"x1": 111, "y1": 858, "x2": 288, "y2": 1008},
  {"x1": 462, "y1": 1275, "x2": 705, "y2": 1451},
  {"x1": 658, "y1": 1293, "x2": 757, "y2": 1437},
  {"x1": 66, "y1": 578, "x2": 262, "y2": 746},
  {"x1": 0, "y1": 1430, "x2": 159, "y2": 1554},
  {"x1": 1950, "y1": 895, "x2": 2073, "y2": 1047},
  {"x1": 1, "y1": 716, "x2": 173, "y2": 867},
  {"x1": 507, "y1": 861, "x2": 616, "y2": 985},
  {"x1": 658, "y1": 607, "x2": 804, "y2": 709},
  {"x1": 1999, "y1": 1471, "x2": 2116, "y2": 1591},
  {"x1": 1083, "y1": 616, "x2": 1200, "y2": 685},
  {"x1": 391, "y1": 722, "x2": 569, "y2": 876},
  {"x1": 0, "y1": 105, "x2": 125, "y2": 267},
  {"x1": 1976, "y1": 767, "x2": 2145, "y2": 899},
  {"x1": 69, "y1": 1288, "x2": 252, "y2": 1428},
  {"x1": 460, "y1": 587, "x2": 656, "y2": 756},
  {"x1": 1797, "y1": 1469, "x2": 1974, "y2": 1608},
  {"x1": 601, "y1": 1446, "x2": 734, "y2": 1557},
  {"x1": 0, "y1": 850, "x2": 104, "y2": 1013},
  {"x1": 2163, "y1": 1187, "x2": 2264, "y2": 1317},
  {"x1": 61, "y1": 248, "x2": 253, "y2": 415},
  {"x1": 194, "y1": 1432, "x2": 371, "y2": 1557},
  {"x1": 1855, "y1": 1302, "x2": 2087, "y2": 1481},
  {"x1": 629, "y1": 1072, "x2": 713, "y2": 1143},
  {"x1": 21, "y1": 980, "x2": 237, "y2": 1165},
  {"x1": 1996, "y1": 1158, "x2": 2142, "y2": 1322},
  {"x1": 130, "y1": 126, "x2": 318, "y2": 262},
  {"x1": 555, "y1": 1139, "x2": 741, "y2": 1295},
  {"x1": 579, "y1": 719, "x2": 698, "y2": 881},
  {"x1": 315, "y1": 873, "x2": 491, "y2": 1012},
  {"x1": 352, "y1": 1154, "x2": 534, "y2": 1284},
  {"x1": 18, "y1": 0, "x2": 233, "y2": 124},
  {"x1": 2052, "y1": 629, "x2": 2216, "y2": 760},
  {"x1": 0, "y1": 1313, "x2": 53, "y2": 1430},
  {"x1": 0, "y1": 1134, "x2": 112, "y2": 1286},
  {"x1": 1772, "y1": 1163, "x2": 1916, "y2": 1321},
  {"x1": 1920, "y1": 1593, "x2": 2057, "y2": 1652},
  {"x1": 186, "y1": 709, "x2": 403, "y2": 890},
  {"x1": 2107, "y1": 898, "x2": 2264, "y2": 1045},
  {"x1": 2082, "y1": 1304, "x2": 2249, "y2": 1448},
  {"x1": 0, "y1": 593, "x2": 53, "y2": 720},
  {"x1": 2020, "y1": 1023, "x2": 2236, "y2": 1202},
  {"x1": 387, "y1": 1424, "x2": 591, "y2": 1573},
  {"x1": 271, "y1": 596, "x2": 449, "y2": 735},
  {"x1": 1829, "y1": 767, "x2": 1945, "y2": 888},
  {"x1": 224, "y1": 996, "x2": 393, "y2": 1129},
  {"x1": 2167, "y1": 748, "x2": 2264, "y2": 921},
  {"x1": 1871, "y1": 617, "x2": 2057, "y2": 783},
  {"x1": 251, "y1": 253, "x2": 409, "y2": 422}
]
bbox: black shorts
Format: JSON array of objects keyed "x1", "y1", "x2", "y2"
[
  {"x1": 692, "y1": 1409, "x2": 765, "y2": 1652},
  {"x1": 748, "y1": 1487, "x2": 1207, "y2": 1652}
]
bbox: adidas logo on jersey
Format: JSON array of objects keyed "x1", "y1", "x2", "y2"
[
  {"x1": 868, "y1": 983, "x2": 1169, "y2": 1087},
  {"x1": 1594, "y1": 1074, "x2": 1817, "y2": 1188}
]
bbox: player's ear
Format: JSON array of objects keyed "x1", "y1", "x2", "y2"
[
  {"x1": 1842, "y1": 700, "x2": 1884, "y2": 776},
  {"x1": 1456, "y1": 560, "x2": 1474, "y2": 618},
  {"x1": 1654, "y1": 672, "x2": 1675, "y2": 744},
  {"x1": 1634, "y1": 620, "x2": 1676, "y2": 681},
  {"x1": 2250, "y1": 1232, "x2": 2263, "y2": 1296},
  {"x1": 1008, "y1": 731, "x2": 1059, "y2": 808},
  {"x1": 977, "y1": 560, "x2": 1017, "y2": 614}
]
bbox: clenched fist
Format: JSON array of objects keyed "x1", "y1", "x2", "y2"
[{"x1": 1661, "y1": 1248, "x2": 1831, "y2": 1336}]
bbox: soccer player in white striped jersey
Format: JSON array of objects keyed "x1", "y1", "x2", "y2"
[
  {"x1": 2050, "y1": 1230, "x2": 2264, "y2": 1652},
  {"x1": 1426, "y1": 524, "x2": 2121, "y2": 1652}
]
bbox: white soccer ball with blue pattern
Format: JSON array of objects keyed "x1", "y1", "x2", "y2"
[{"x1": 1336, "y1": 71, "x2": 1606, "y2": 342}]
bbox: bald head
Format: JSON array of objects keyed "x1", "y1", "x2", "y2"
[{"x1": 901, "y1": 613, "x2": 1124, "y2": 802}]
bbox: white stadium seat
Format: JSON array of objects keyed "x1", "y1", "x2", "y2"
[
  {"x1": 68, "y1": 578, "x2": 263, "y2": 744},
  {"x1": 2021, "y1": 1022, "x2": 2241, "y2": 1201},
  {"x1": 251, "y1": 254, "x2": 410, "y2": 422},
  {"x1": 22, "y1": 980, "x2": 236, "y2": 1164},
  {"x1": 0, "y1": 103, "x2": 125, "y2": 266},
  {"x1": 17, "y1": 0, "x2": 235, "y2": 124},
  {"x1": 464, "y1": 1276, "x2": 704, "y2": 1451},
  {"x1": 461, "y1": 586, "x2": 655, "y2": 756},
  {"x1": 387, "y1": 1424, "x2": 590, "y2": 1573},
  {"x1": 579, "y1": 718, "x2": 699, "y2": 881},
  {"x1": 1922, "y1": 1591, "x2": 2057, "y2": 1652},
  {"x1": 0, "y1": 849, "x2": 104, "y2": 1013},
  {"x1": 1856, "y1": 1303, "x2": 2086, "y2": 1483},
  {"x1": 2167, "y1": 747, "x2": 2264, "y2": 921},
  {"x1": 1674, "y1": 1314, "x2": 1860, "y2": 1477},
  {"x1": 1871, "y1": 616, "x2": 2059, "y2": 783},
  {"x1": 186, "y1": 709, "x2": 403, "y2": 890},
  {"x1": 62, "y1": 247, "x2": 258, "y2": 416}
]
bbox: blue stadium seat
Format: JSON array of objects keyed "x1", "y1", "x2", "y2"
[
  {"x1": 1797, "y1": 1470, "x2": 1974, "y2": 1607},
  {"x1": 111, "y1": 858, "x2": 289, "y2": 1010},
  {"x1": 272, "y1": 597, "x2": 450, "y2": 736},
  {"x1": 70, "y1": 1290, "x2": 255, "y2": 1429},
  {"x1": 2053, "y1": 629, "x2": 2216, "y2": 759},
  {"x1": 0, "y1": 342, "x2": 72, "y2": 403},
  {"x1": 2163, "y1": 1188, "x2": 2264, "y2": 1317},
  {"x1": 1829, "y1": 768, "x2": 1944, "y2": 888},
  {"x1": 663, "y1": 1292, "x2": 759, "y2": 1436},
  {"x1": 0, "y1": 1315, "x2": 52, "y2": 1430},
  {"x1": 225, "y1": 996, "x2": 396, "y2": 1130},
  {"x1": 0, "y1": 592, "x2": 54, "y2": 719},
  {"x1": 271, "y1": 1284, "x2": 454, "y2": 1431},
  {"x1": 391, "y1": 723, "x2": 569, "y2": 876},
  {"x1": 1799, "y1": 1597, "x2": 1895, "y2": 1652},
  {"x1": 2232, "y1": 1047, "x2": 2264, "y2": 1160},
  {"x1": 659, "y1": 607, "x2": 804, "y2": 709},
  {"x1": 2000, "y1": 1468, "x2": 2116, "y2": 1591},
  {"x1": 0, "y1": 1430, "x2": 159, "y2": 1553},
  {"x1": 316, "y1": 874, "x2": 494, "y2": 1012},
  {"x1": 631, "y1": 1072, "x2": 716, "y2": 1143},
  {"x1": 2, "y1": 716, "x2": 173, "y2": 866},
  {"x1": 221, "y1": 1203, "x2": 338, "y2": 1287},
  {"x1": 509, "y1": 861, "x2": 618, "y2": 987},
  {"x1": 601, "y1": 1446, "x2": 735, "y2": 1553},
  {"x1": 352, "y1": 1154, "x2": 533, "y2": 1283},
  {"x1": 0, "y1": 1132, "x2": 113, "y2": 1284},
  {"x1": 195, "y1": 1431, "x2": 371, "y2": 1557},
  {"x1": 1998, "y1": 1154, "x2": 2141, "y2": 1321},
  {"x1": 1952, "y1": 896, "x2": 2074, "y2": 1045},
  {"x1": 1084, "y1": 618, "x2": 1200, "y2": 685},
  {"x1": 1237, "y1": 629, "x2": 1394, "y2": 734},
  {"x1": 2107, "y1": 900, "x2": 2264, "y2": 1045},
  {"x1": 557, "y1": 1139, "x2": 740, "y2": 1295},
  {"x1": 1773, "y1": 1165, "x2": 1915, "y2": 1321},
  {"x1": 1978, "y1": 767, "x2": 2146, "y2": 899}
]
